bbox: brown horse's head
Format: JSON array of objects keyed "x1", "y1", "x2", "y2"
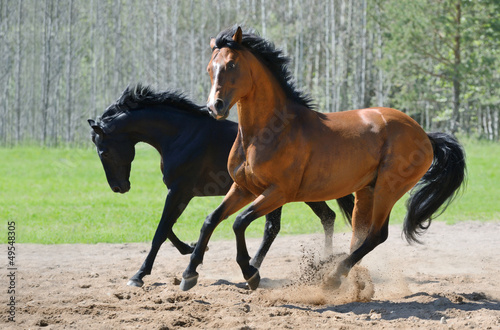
[
  {"x1": 206, "y1": 26, "x2": 253, "y2": 120},
  {"x1": 206, "y1": 26, "x2": 314, "y2": 121}
]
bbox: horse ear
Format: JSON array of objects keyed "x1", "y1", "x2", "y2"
[
  {"x1": 88, "y1": 119, "x2": 104, "y2": 136},
  {"x1": 210, "y1": 37, "x2": 216, "y2": 50},
  {"x1": 232, "y1": 26, "x2": 242, "y2": 44}
]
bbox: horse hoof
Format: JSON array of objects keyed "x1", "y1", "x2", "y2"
[
  {"x1": 127, "y1": 278, "x2": 144, "y2": 287},
  {"x1": 180, "y1": 274, "x2": 199, "y2": 291},
  {"x1": 323, "y1": 274, "x2": 342, "y2": 290},
  {"x1": 246, "y1": 269, "x2": 260, "y2": 290}
]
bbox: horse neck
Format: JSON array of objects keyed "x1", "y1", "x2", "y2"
[
  {"x1": 237, "y1": 56, "x2": 294, "y2": 137},
  {"x1": 117, "y1": 108, "x2": 185, "y2": 152}
]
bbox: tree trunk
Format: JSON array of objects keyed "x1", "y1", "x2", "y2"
[
  {"x1": 261, "y1": 0, "x2": 266, "y2": 37},
  {"x1": 360, "y1": 0, "x2": 367, "y2": 108},
  {"x1": 450, "y1": 1, "x2": 461, "y2": 134},
  {"x1": 324, "y1": 0, "x2": 331, "y2": 112},
  {"x1": 90, "y1": 0, "x2": 97, "y2": 120},
  {"x1": 65, "y1": 0, "x2": 74, "y2": 143},
  {"x1": 113, "y1": 0, "x2": 122, "y2": 93},
  {"x1": 41, "y1": 0, "x2": 54, "y2": 145},
  {"x1": 494, "y1": 109, "x2": 499, "y2": 141},
  {"x1": 170, "y1": 0, "x2": 178, "y2": 87},
  {"x1": 15, "y1": 0, "x2": 23, "y2": 143}
]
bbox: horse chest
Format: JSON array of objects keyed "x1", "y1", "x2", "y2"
[{"x1": 229, "y1": 146, "x2": 269, "y2": 196}]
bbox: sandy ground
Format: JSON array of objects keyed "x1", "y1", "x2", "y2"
[{"x1": 2, "y1": 221, "x2": 500, "y2": 329}]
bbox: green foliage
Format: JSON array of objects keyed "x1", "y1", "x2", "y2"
[
  {"x1": 1, "y1": 141, "x2": 498, "y2": 244},
  {"x1": 2, "y1": 0, "x2": 498, "y2": 145},
  {"x1": 376, "y1": 0, "x2": 499, "y2": 136}
]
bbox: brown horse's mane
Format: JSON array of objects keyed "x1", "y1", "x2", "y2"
[
  {"x1": 214, "y1": 25, "x2": 316, "y2": 110},
  {"x1": 99, "y1": 84, "x2": 208, "y2": 125}
]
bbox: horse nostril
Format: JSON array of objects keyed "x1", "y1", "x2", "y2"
[
  {"x1": 214, "y1": 99, "x2": 225, "y2": 113},
  {"x1": 112, "y1": 186, "x2": 121, "y2": 193}
]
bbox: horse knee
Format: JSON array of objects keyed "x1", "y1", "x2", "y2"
[
  {"x1": 233, "y1": 213, "x2": 247, "y2": 234},
  {"x1": 200, "y1": 214, "x2": 220, "y2": 234}
]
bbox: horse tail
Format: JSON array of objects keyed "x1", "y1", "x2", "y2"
[
  {"x1": 336, "y1": 193, "x2": 354, "y2": 226},
  {"x1": 403, "y1": 132, "x2": 466, "y2": 243}
]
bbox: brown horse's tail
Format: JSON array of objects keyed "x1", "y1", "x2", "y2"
[{"x1": 403, "y1": 132, "x2": 466, "y2": 244}]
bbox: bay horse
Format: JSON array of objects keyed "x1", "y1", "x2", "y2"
[
  {"x1": 179, "y1": 26, "x2": 466, "y2": 291},
  {"x1": 88, "y1": 84, "x2": 354, "y2": 287}
]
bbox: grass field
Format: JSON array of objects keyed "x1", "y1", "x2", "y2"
[{"x1": 1, "y1": 138, "x2": 498, "y2": 244}]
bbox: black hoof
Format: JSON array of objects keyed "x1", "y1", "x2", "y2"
[
  {"x1": 246, "y1": 269, "x2": 260, "y2": 290},
  {"x1": 127, "y1": 278, "x2": 144, "y2": 287},
  {"x1": 180, "y1": 274, "x2": 199, "y2": 291}
]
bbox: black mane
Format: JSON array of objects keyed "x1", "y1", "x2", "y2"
[
  {"x1": 214, "y1": 25, "x2": 315, "y2": 110},
  {"x1": 99, "y1": 84, "x2": 208, "y2": 124}
]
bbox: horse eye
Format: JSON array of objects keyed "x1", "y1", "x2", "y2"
[
  {"x1": 227, "y1": 62, "x2": 236, "y2": 70},
  {"x1": 99, "y1": 150, "x2": 109, "y2": 159}
]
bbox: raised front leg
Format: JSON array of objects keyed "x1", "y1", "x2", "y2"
[
  {"x1": 180, "y1": 184, "x2": 255, "y2": 291},
  {"x1": 233, "y1": 188, "x2": 286, "y2": 290},
  {"x1": 128, "y1": 188, "x2": 192, "y2": 287},
  {"x1": 249, "y1": 206, "x2": 282, "y2": 269}
]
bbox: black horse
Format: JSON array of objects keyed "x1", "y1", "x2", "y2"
[{"x1": 89, "y1": 84, "x2": 354, "y2": 287}]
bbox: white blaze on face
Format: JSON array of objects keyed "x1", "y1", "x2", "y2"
[{"x1": 207, "y1": 61, "x2": 221, "y2": 109}]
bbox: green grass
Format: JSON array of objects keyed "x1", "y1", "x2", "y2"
[{"x1": 1, "y1": 139, "x2": 498, "y2": 244}]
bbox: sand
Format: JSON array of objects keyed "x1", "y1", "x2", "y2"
[{"x1": 2, "y1": 221, "x2": 500, "y2": 329}]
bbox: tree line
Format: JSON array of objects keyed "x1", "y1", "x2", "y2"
[{"x1": 0, "y1": 0, "x2": 498, "y2": 146}]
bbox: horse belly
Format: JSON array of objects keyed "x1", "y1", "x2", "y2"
[
  {"x1": 297, "y1": 157, "x2": 378, "y2": 201},
  {"x1": 295, "y1": 130, "x2": 382, "y2": 201}
]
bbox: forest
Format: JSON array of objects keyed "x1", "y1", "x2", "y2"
[{"x1": 0, "y1": 0, "x2": 499, "y2": 146}]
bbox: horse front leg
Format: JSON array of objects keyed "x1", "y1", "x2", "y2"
[
  {"x1": 233, "y1": 188, "x2": 286, "y2": 290},
  {"x1": 249, "y1": 206, "x2": 282, "y2": 269},
  {"x1": 180, "y1": 184, "x2": 254, "y2": 291},
  {"x1": 127, "y1": 187, "x2": 192, "y2": 287}
]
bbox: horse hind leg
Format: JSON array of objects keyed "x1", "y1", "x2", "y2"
[
  {"x1": 250, "y1": 206, "x2": 283, "y2": 269},
  {"x1": 305, "y1": 201, "x2": 336, "y2": 256},
  {"x1": 324, "y1": 186, "x2": 392, "y2": 289},
  {"x1": 324, "y1": 138, "x2": 432, "y2": 290}
]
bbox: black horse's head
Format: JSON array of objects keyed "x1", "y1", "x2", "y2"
[{"x1": 88, "y1": 119, "x2": 135, "y2": 193}]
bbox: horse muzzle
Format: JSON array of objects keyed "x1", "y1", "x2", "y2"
[
  {"x1": 110, "y1": 181, "x2": 131, "y2": 194},
  {"x1": 207, "y1": 98, "x2": 229, "y2": 120}
]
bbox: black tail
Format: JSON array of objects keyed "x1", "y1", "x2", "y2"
[
  {"x1": 336, "y1": 193, "x2": 355, "y2": 226},
  {"x1": 403, "y1": 132, "x2": 466, "y2": 243}
]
